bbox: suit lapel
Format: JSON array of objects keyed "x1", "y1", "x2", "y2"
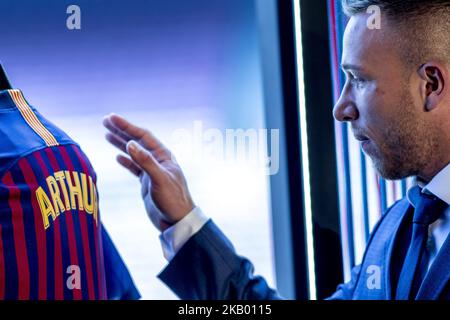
[
  {"x1": 385, "y1": 201, "x2": 413, "y2": 299},
  {"x1": 416, "y1": 233, "x2": 450, "y2": 299}
]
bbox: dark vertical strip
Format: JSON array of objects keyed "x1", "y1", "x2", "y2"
[
  {"x1": 34, "y1": 150, "x2": 63, "y2": 299},
  {"x1": 0, "y1": 179, "x2": 18, "y2": 300},
  {"x1": 0, "y1": 224, "x2": 4, "y2": 299},
  {"x1": 276, "y1": 0, "x2": 309, "y2": 299},
  {"x1": 359, "y1": 151, "x2": 370, "y2": 242},
  {"x1": 298, "y1": 0, "x2": 344, "y2": 298},
  {"x1": 71, "y1": 145, "x2": 103, "y2": 300},
  {"x1": 18, "y1": 158, "x2": 47, "y2": 300},
  {"x1": 341, "y1": 124, "x2": 355, "y2": 268},
  {"x1": 379, "y1": 177, "x2": 387, "y2": 214},
  {"x1": 45, "y1": 147, "x2": 82, "y2": 300},
  {"x1": 60, "y1": 145, "x2": 96, "y2": 300},
  {"x1": 29, "y1": 152, "x2": 55, "y2": 300},
  {"x1": 328, "y1": 0, "x2": 341, "y2": 101},
  {"x1": 2, "y1": 172, "x2": 30, "y2": 300},
  {"x1": 12, "y1": 162, "x2": 39, "y2": 300},
  {"x1": 96, "y1": 214, "x2": 107, "y2": 299},
  {"x1": 75, "y1": 148, "x2": 106, "y2": 299},
  {"x1": 401, "y1": 179, "x2": 407, "y2": 198}
]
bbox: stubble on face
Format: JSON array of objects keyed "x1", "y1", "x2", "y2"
[{"x1": 368, "y1": 87, "x2": 438, "y2": 181}]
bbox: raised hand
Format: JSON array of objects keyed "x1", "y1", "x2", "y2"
[{"x1": 103, "y1": 114, "x2": 195, "y2": 232}]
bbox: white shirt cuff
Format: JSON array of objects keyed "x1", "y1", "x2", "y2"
[{"x1": 159, "y1": 207, "x2": 209, "y2": 261}]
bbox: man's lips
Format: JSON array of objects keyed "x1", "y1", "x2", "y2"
[
  {"x1": 352, "y1": 133, "x2": 372, "y2": 152},
  {"x1": 353, "y1": 134, "x2": 369, "y2": 142}
]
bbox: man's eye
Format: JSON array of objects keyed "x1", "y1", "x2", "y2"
[
  {"x1": 350, "y1": 77, "x2": 364, "y2": 83},
  {"x1": 350, "y1": 77, "x2": 366, "y2": 88}
]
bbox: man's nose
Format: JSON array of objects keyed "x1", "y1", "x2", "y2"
[{"x1": 333, "y1": 92, "x2": 359, "y2": 122}]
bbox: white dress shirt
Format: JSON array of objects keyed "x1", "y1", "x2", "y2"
[
  {"x1": 419, "y1": 163, "x2": 450, "y2": 270},
  {"x1": 159, "y1": 206, "x2": 209, "y2": 261},
  {"x1": 160, "y1": 163, "x2": 450, "y2": 266}
]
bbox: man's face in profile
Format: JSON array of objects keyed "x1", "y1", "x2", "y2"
[{"x1": 333, "y1": 13, "x2": 437, "y2": 181}]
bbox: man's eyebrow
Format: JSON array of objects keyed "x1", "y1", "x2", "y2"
[{"x1": 341, "y1": 63, "x2": 364, "y2": 72}]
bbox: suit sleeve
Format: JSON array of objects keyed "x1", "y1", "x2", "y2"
[
  {"x1": 158, "y1": 220, "x2": 282, "y2": 300},
  {"x1": 159, "y1": 219, "x2": 364, "y2": 300},
  {"x1": 325, "y1": 264, "x2": 361, "y2": 300},
  {"x1": 102, "y1": 226, "x2": 141, "y2": 300}
]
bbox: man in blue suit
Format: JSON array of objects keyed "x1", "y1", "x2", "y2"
[{"x1": 103, "y1": 0, "x2": 450, "y2": 300}]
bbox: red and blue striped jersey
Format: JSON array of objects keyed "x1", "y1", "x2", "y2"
[{"x1": 0, "y1": 89, "x2": 139, "y2": 300}]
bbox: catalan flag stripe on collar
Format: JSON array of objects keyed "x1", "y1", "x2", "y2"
[{"x1": 8, "y1": 90, "x2": 59, "y2": 147}]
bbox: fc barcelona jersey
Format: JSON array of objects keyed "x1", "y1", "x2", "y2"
[{"x1": 0, "y1": 89, "x2": 139, "y2": 300}]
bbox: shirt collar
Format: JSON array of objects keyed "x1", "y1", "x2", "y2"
[{"x1": 421, "y1": 163, "x2": 450, "y2": 205}]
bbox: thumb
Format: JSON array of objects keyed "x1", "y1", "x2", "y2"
[{"x1": 126, "y1": 141, "x2": 164, "y2": 180}]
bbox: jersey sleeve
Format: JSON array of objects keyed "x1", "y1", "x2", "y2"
[{"x1": 102, "y1": 227, "x2": 141, "y2": 300}]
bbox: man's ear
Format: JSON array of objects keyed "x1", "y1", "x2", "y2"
[{"x1": 417, "y1": 62, "x2": 447, "y2": 111}]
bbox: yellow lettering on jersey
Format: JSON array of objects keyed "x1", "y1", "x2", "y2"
[
  {"x1": 46, "y1": 176, "x2": 65, "y2": 215},
  {"x1": 35, "y1": 170, "x2": 98, "y2": 229},
  {"x1": 93, "y1": 184, "x2": 98, "y2": 226},
  {"x1": 81, "y1": 173, "x2": 94, "y2": 214},
  {"x1": 54, "y1": 170, "x2": 71, "y2": 210},
  {"x1": 36, "y1": 186, "x2": 56, "y2": 229},
  {"x1": 65, "y1": 170, "x2": 84, "y2": 211}
]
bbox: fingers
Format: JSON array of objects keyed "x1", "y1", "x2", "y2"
[
  {"x1": 103, "y1": 116, "x2": 134, "y2": 144},
  {"x1": 106, "y1": 132, "x2": 127, "y2": 153},
  {"x1": 105, "y1": 124, "x2": 169, "y2": 163},
  {"x1": 126, "y1": 141, "x2": 165, "y2": 181},
  {"x1": 104, "y1": 114, "x2": 174, "y2": 175},
  {"x1": 103, "y1": 114, "x2": 166, "y2": 152},
  {"x1": 116, "y1": 154, "x2": 142, "y2": 177}
]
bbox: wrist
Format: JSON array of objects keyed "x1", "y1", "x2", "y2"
[
  {"x1": 159, "y1": 206, "x2": 209, "y2": 261},
  {"x1": 161, "y1": 201, "x2": 195, "y2": 231}
]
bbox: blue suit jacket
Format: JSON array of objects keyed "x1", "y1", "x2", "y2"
[{"x1": 159, "y1": 198, "x2": 450, "y2": 300}]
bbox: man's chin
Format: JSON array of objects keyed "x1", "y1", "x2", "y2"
[
  {"x1": 377, "y1": 171, "x2": 405, "y2": 181},
  {"x1": 372, "y1": 159, "x2": 410, "y2": 181}
]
